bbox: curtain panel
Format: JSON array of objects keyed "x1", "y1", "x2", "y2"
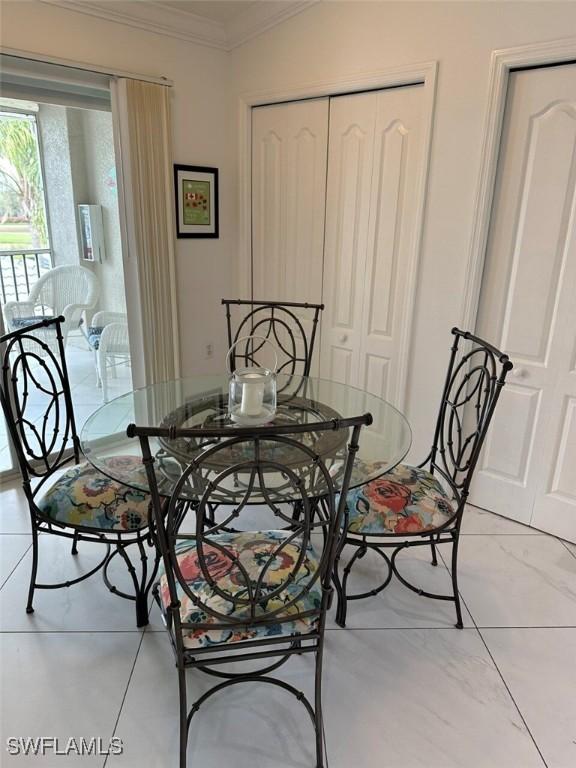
[{"x1": 111, "y1": 78, "x2": 180, "y2": 385}]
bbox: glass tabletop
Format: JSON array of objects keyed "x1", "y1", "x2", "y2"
[{"x1": 80, "y1": 374, "x2": 411, "y2": 503}]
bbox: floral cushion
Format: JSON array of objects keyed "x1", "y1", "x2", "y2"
[
  {"x1": 37, "y1": 457, "x2": 151, "y2": 531},
  {"x1": 345, "y1": 463, "x2": 456, "y2": 535},
  {"x1": 159, "y1": 530, "x2": 322, "y2": 649},
  {"x1": 86, "y1": 326, "x2": 104, "y2": 350}
]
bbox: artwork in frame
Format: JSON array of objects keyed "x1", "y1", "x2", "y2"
[{"x1": 174, "y1": 164, "x2": 219, "y2": 238}]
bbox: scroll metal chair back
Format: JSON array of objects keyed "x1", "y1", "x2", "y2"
[
  {"x1": 335, "y1": 328, "x2": 513, "y2": 629},
  {"x1": 131, "y1": 413, "x2": 371, "y2": 768},
  {"x1": 222, "y1": 299, "x2": 324, "y2": 381},
  {"x1": 0, "y1": 316, "x2": 158, "y2": 627}
]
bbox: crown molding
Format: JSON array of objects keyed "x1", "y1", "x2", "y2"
[
  {"x1": 227, "y1": 1, "x2": 319, "y2": 50},
  {"x1": 39, "y1": 0, "x2": 318, "y2": 52},
  {"x1": 40, "y1": 1, "x2": 228, "y2": 49}
]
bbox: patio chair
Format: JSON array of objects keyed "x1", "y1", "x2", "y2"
[
  {"x1": 2, "y1": 264, "x2": 99, "y2": 349},
  {"x1": 84, "y1": 311, "x2": 130, "y2": 402},
  {"x1": 222, "y1": 299, "x2": 324, "y2": 379},
  {"x1": 0, "y1": 316, "x2": 158, "y2": 627},
  {"x1": 334, "y1": 328, "x2": 513, "y2": 629},
  {"x1": 130, "y1": 412, "x2": 371, "y2": 768}
]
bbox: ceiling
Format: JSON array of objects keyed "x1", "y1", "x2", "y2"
[{"x1": 41, "y1": 0, "x2": 317, "y2": 50}]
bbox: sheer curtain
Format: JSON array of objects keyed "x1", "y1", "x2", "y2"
[{"x1": 111, "y1": 78, "x2": 180, "y2": 386}]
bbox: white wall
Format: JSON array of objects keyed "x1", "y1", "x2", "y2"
[
  {"x1": 1, "y1": 0, "x2": 235, "y2": 377},
  {"x1": 229, "y1": 1, "x2": 576, "y2": 458}
]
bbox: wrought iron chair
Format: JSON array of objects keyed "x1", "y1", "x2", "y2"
[
  {"x1": 3, "y1": 264, "x2": 100, "y2": 350},
  {"x1": 334, "y1": 328, "x2": 513, "y2": 629},
  {"x1": 0, "y1": 316, "x2": 158, "y2": 627},
  {"x1": 222, "y1": 299, "x2": 324, "y2": 378},
  {"x1": 130, "y1": 413, "x2": 371, "y2": 768}
]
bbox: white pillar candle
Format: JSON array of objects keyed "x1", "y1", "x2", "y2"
[{"x1": 240, "y1": 373, "x2": 265, "y2": 416}]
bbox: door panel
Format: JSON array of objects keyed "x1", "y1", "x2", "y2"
[
  {"x1": 472, "y1": 64, "x2": 576, "y2": 541},
  {"x1": 252, "y1": 99, "x2": 328, "y2": 374},
  {"x1": 321, "y1": 85, "x2": 424, "y2": 402},
  {"x1": 321, "y1": 92, "x2": 376, "y2": 385}
]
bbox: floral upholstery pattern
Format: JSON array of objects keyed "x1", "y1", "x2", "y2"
[
  {"x1": 9, "y1": 314, "x2": 54, "y2": 330},
  {"x1": 37, "y1": 456, "x2": 151, "y2": 531},
  {"x1": 86, "y1": 326, "x2": 104, "y2": 350},
  {"x1": 345, "y1": 463, "x2": 456, "y2": 535},
  {"x1": 159, "y1": 530, "x2": 322, "y2": 649}
]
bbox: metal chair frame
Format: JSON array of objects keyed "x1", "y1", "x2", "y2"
[
  {"x1": 0, "y1": 316, "x2": 158, "y2": 627},
  {"x1": 334, "y1": 328, "x2": 513, "y2": 629},
  {"x1": 131, "y1": 413, "x2": 371, "y2": 768},
  {"x1": 222, "y1": 299, "x2": 324, "y2": 379}
]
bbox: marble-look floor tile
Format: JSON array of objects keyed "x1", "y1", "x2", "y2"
[
  {"x1": 0, "y1": 534, "x2": 31, "y2": 587},
  {"x1": 0, "y1": 632, "x2": 140, "y2": 766},
  {"x1": 482, "y1": 628, "x2": 576, "y2": 768},
  {"x1": 562, "y1": 540, "x2": 576, "y2": 559},
  {"x1": 323, "y1": 628, "x2": 543, "y2": 768},
  {"x1": 455, "y1": 535, "x2": 576, "y2": 627},
  {"x1": 461, "y1": 505, "x2": 541, "y2": 535},
  {"x1": 0, "y1": 480, "x2": 32, "y2": 534},
  {"x1": 327, "y1": 541, "x2": 474, "y2": 629},
  {"x1": 0, "y1": 535, "x2": 151, "y2": 632},
  {"x1": 107, "y1": 631, "x2": 318, "y2": 768}
]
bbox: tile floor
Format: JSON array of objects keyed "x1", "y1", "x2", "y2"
[{"x1": 0, "y1": 490, "x2": 574, "y2": 768}]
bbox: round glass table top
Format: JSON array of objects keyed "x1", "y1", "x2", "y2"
[{"x1": 81, "y1": 374, "x2": 411, "y2": 503}]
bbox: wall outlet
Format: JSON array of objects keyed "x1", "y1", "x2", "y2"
[{"x1": 205, "y1": 342, "x2": 214, "y2": 359}]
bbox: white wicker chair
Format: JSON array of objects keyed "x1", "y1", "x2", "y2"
[
  {"x1": 3, "y1": 265, "x2": 100, "y2": 349},
  {"x1": 89, "y1": 311, "x2": 130, "y2": 403}
]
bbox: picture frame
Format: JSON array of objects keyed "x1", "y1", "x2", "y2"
[{"x1": 174, "y1": 164, "x2": 219, "y2": 238}]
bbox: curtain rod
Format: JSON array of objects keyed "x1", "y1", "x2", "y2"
[{"x1": 0, "y1": 46, "x2": 173, "y2": 87}]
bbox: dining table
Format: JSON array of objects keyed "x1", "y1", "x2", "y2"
[{"x1": 80, "y1": 374, "x2": 412, "y2": 503}]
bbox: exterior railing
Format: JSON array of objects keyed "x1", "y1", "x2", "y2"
[{"x1": 0, "y1": 250, "x2": 53, "y2": 305}]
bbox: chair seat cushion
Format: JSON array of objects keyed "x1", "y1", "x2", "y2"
[
  {"x1": 346, "y1": 463, "x2": 456, "y2": 534},
  {"x1": 9, "y1": 314, "x2": 54, "y2": 330},
  {"x1": 159, "y1": 530, "x2": 322, "y2": 650},
  {"x1": 37, "y1": 457, "x2": 151, "y2": 531},
  {"x1": 86, "y1": 326, "x2": 104, "y2": 350}
]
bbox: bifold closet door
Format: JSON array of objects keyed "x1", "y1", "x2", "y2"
[
  {"x1": 320, "y1": 85, "x2": 424, "y2": 406},
  {"x1": 470, "y1": 64, "x2": 576, "y2": 541},
  {"x1": 251, "y1": 98, "x2": 328, "y2": 374}
]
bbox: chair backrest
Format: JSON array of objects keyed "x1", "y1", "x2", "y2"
[
  {"x1": 222, "y1": 299, "x2": 324, "y2": 377},
  {"x1": 32, "y1": 265, "x2": 99, "y2": 316},
  {"x1": 428, "y1": 327, "x2": 513, "y2": 501},
  {"x1": 0, "y1": 316, "x2": 79, "y2": 487},
  {"x1": 131, "y1": 415, "x2": 370, "y2": 637}
]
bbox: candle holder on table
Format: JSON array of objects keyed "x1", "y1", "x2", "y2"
[{"x1": 226, "y1": 335, "x2": 278, "y2": 426}]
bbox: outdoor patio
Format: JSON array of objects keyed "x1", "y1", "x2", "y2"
[{"x1": 0, "y1": 333, "x2": 132, "y2": 472}]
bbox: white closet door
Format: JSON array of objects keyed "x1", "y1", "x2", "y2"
[
  {"x1": 471, "y1": 64, "x2": 576, "y2": 542},
  {"x1": 252, "y1": 99, "x2": 328, "y2": 374},
  {"x1": 321, "y1": 85, "x2": 424, "y2": 405}
]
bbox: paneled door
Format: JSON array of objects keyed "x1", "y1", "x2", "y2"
[
  {"x1": 251, "y1": 98, "x2": 328, "y2": 375},
  {"x1": 471, "y1": 64, "x2": 576, "y2": 542},
  {"x1": 320, "y1": 85, "x2": 424, "y2": 406}
]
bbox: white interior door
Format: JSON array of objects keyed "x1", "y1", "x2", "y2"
[
  {"x1": 471, "y1": 64, "x2": 576, "y2": 542},
  {"x1": 251, "y1": 98, "x2": 328, "y2": 375},
  {"x1": 320, "y1": 85, "x2": 424, "y2": 406}
]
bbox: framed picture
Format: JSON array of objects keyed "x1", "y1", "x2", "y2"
[{"x1": 174, "y1": 164, "x2": 219, "y2": 238}]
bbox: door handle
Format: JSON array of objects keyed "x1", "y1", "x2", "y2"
[
  {"x1": 339, "y1": 334, "x2": 348, "y2": 343},
  {"x1": 511, "y1": 367, "x2": 528, "y2": 379}
]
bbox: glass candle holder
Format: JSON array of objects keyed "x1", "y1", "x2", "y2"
[{"x1": 226, "y1": 336, "x2": 278, "y2": 425}]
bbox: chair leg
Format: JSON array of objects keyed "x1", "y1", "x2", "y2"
[
  {"x1": 178, "y1": 664, "x2": 188, "y2": 768},
  {"x1": 430, "y1": 535, "x2": 438, "y2": 566},
  {"x1": 332, "y1": 542, "x2": 348, "y2": 628},
  {"x1": 314, "y1": 647, "x2": 325, "y2": 768},
  {"x1": 71, "y1": 530, "x2": 79, "y2": 556},
  {"x1": 451, "y1": 533, "x2": 464, "y2": 629},
  {"x1": 26, "y1": 526, "x2": 39, "y2": 614}
]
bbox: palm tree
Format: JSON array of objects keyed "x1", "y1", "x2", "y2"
[{"x1": 0, "y1": 115, "x2": 47, "y2": 248}]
